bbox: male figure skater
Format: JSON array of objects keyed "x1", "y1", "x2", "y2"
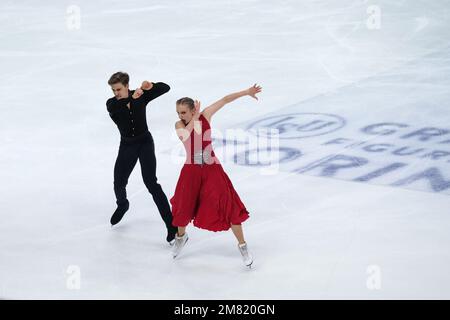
[{"x1": 106, "y1": 71, "x2": 177, "y2": 245}]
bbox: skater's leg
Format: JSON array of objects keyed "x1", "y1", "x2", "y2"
[
  {"x1": 231, "y1": 224, "x2": 246, "y2": 245},
  {"x1": 138, "y1": 134, "x2": 173, "y2": 225},
  {"x1": 111, "y1": 141, "x2": 139, "y2": 225},
  {"x1": 177, "y1": 226, "x2": 187, "y2": 237},
  {"x1": 232, "y1": 224, "x2": 253, "y2": 267},
  {"x1": 114, "y1": 141, "x2": 139, "y2": 205},
  {"x1": 138, "y1": 134, "x2": 177, "y2": 241}
]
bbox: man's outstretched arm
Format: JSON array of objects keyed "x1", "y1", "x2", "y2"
[{"x1": 140, "y1": 81, "x2": 170, "y2": 104}]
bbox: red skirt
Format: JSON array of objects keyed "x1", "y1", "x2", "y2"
[{"x1": 170, "y1": 163, "x2": 250, "y2": 232}]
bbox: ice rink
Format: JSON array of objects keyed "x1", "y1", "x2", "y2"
[{"x1": 1, "y1": 0, "x2": 450, "y2": 299}]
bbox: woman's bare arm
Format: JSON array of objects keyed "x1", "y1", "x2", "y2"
[{"x1": 201, "y1": 84, "x2": 262, "y2": 123}]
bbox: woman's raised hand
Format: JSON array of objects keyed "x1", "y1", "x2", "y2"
[
  {"x1": 247, "y1": 84, "x2": 262, "y2": 100},
  {"x1": 194, "y1": 100, "x2": 201, "y2": 118}
]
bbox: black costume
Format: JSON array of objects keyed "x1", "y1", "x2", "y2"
[{"x1": 106, "y1": 83, "x2": 176, "y2": 242}]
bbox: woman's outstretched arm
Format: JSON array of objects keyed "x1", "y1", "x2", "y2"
[{"x1": 202, "y1": 84, "x2": 262, "y2": 123}]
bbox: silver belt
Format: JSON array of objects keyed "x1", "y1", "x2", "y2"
[{"x1": 193, "y1": 150, "x2": 212, "y2": 165}]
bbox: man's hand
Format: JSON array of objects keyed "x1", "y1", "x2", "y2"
[
  {"x1": 141, "y1": 81, "x2": 154, "y2": 91},
  {"x1": 132, "y1": 88, "x2": 144, "y2": 99}
]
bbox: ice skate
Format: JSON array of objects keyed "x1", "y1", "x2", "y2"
[
  {"x1": 110, "y1": 200, "x2": 129, "y2": 226},
  {"x1": 238, "y1": 242, "x2": 253, "y2": 268},
  {"x1": 172, "y1": 232, "x2": 189, "y2": 258},
  {"x1": 167, "y1": 226, "x2": 178, "y2": 246}
]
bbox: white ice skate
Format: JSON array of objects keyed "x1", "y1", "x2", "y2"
[
  {"x1": 238, "y1": 243, "x2": 253, "y2": 268},
  {"x1": 172, "y1": 232, "x2": 189, "y2": 258}
]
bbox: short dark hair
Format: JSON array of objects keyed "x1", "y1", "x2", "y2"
[
  {"x1": 108, "y1": 72, "x2": 129, "y2": 86},
  {"x1": 176, "y1": 97, "x2": 195, "y2": 110}
]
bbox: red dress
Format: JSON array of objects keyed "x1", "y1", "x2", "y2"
[{"x1": 170, "y1": 114, "x2": 250, "y2": 232}]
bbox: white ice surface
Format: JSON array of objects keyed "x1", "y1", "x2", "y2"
[{"x1": 1, "y1": 0, "x2": 450, "y2": 299}]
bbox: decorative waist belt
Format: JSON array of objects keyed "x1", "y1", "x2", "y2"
[{"x1": 193, "y1": 150, "x2": 213, "y2": 165}]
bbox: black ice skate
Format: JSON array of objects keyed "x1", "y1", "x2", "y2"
[
  {"x1": 166, "y1": 225, "x2": 178, "y2": 246},
  {"x1": 110, "y1": 200, "x2": 129, "y2": 226}
]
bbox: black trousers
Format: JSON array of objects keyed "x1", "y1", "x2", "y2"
[{"x1": 113, "y1": 131, "x2": 173, "y2": 230}]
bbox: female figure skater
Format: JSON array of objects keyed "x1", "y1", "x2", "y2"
[{"x1": 170, "y1": 84, "x2": 262, "y2": 268}]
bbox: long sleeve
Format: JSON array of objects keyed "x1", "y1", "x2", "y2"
[
  {"x1": 141, "y1": 82, "x2": 170, "y2": 104},
  {"x1": 106, "y1": 96, "x2": 131, "y2": 115}
]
